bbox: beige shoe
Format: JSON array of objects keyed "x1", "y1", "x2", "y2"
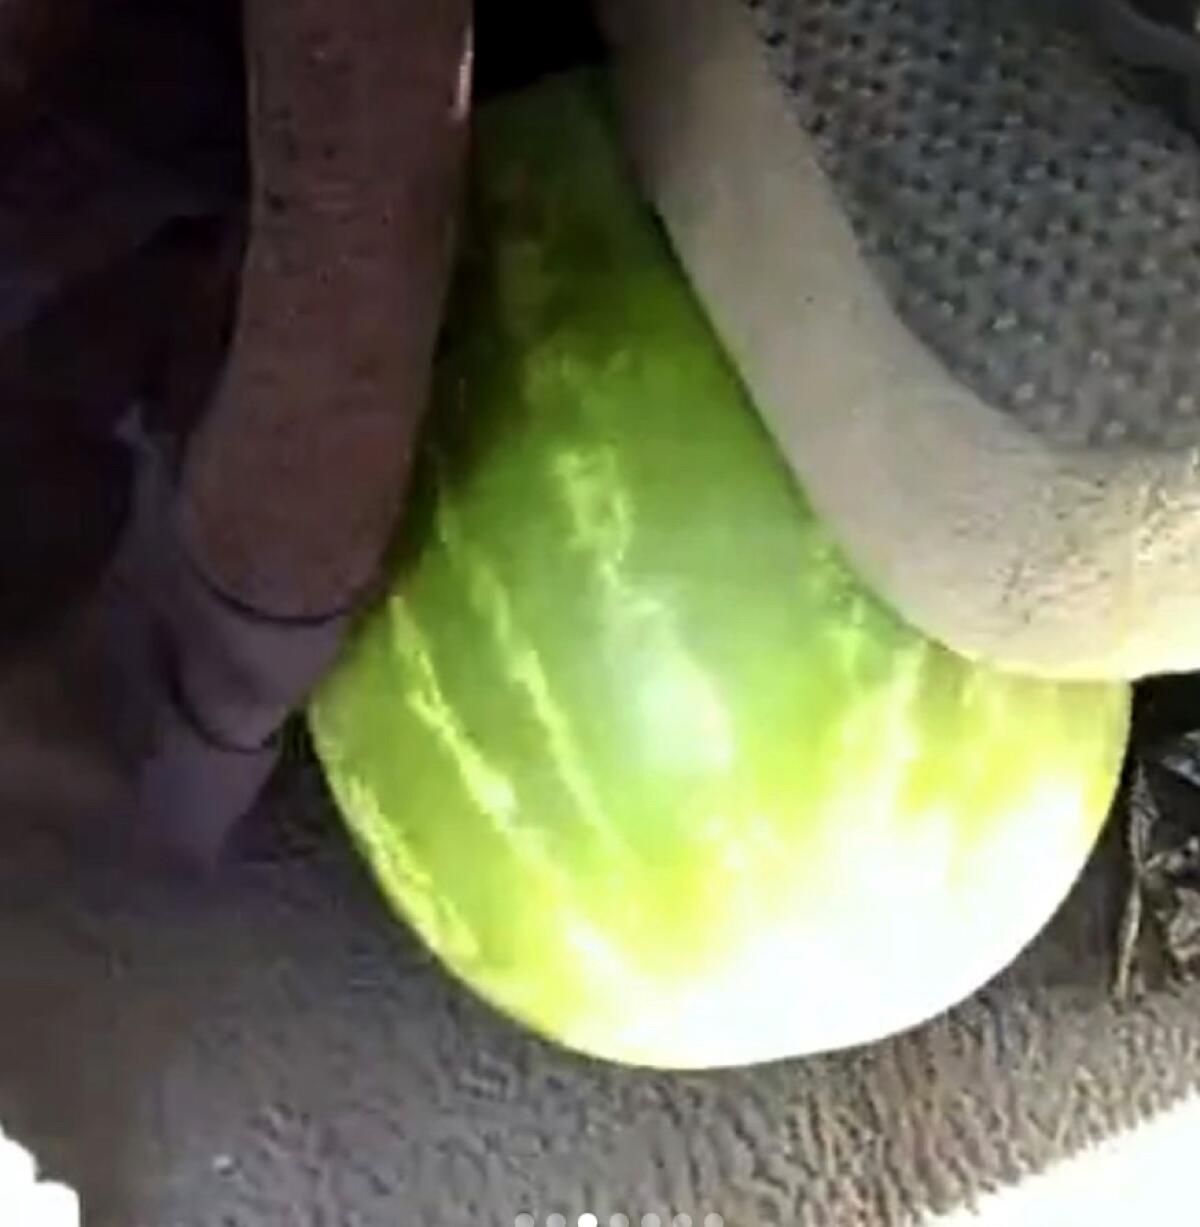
[{"x1": 598, "y1": 0, "x2": 1200, "y2": 680}]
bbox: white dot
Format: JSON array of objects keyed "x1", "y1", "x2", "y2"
[
  {"x1": 579, "y1": 1217, "x2": 599, "y2": 1227},
  {"x1": 674, "y1": 1217, "x2": 692, "y2": 1227},
  {"x1": 705, "y1": 1217, "x2": 725, "y2": 1227},
  {"x1": 548, "y1": 1216, "x2": 567, "y2": 1227},
  {"x1": 642, "y1": 1216, "x2": 662, "y2": 1227},
  {"x1": 610, "y1": 1217, "x2": 630, "y2": 1227},
  {"x1": 514, "y1": 1217, "x2": 534, "y2": 1227}
]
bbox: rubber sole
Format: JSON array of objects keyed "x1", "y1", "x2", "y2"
[{"x1": 599, "y1": 0, "x2": 1200, "y2": 680}]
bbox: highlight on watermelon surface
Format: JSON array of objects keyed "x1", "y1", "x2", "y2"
[{"x1": 309, "y1": 72, "x2": 1131, "y2": 1069}]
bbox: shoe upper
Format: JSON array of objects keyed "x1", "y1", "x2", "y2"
[
  {"x1": 747, "y1": 0, "x2": 1200, "y2": 450},
  {"x1": 598, "y1": 0, "x2": 1200, "y2": 677}
]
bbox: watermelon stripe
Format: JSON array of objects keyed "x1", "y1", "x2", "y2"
[
  {"x1": 432, "y1": 478, "x2": 628, "y2": 859},
  {"x1": 389, "y1": 597, "x2": 558, "y2": 884}
]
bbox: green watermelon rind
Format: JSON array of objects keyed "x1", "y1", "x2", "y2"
[{"x1": 310, "y1": 73, "x2": 1129, "y2": 1069}]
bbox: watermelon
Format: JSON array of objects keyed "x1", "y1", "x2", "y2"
[{"x1": 309, "y1": 74, "x2": 1130, "y2": 1069}]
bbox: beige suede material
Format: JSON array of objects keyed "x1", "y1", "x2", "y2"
[{"x1": 599, "y1": 0, "x2": 1200, "y2": 680}]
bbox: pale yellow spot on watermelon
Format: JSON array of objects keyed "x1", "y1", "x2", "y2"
[
  {"x1": 553, "y1": 446, "x2": 634, "y2": 571},
  {"x1": 386, "y1": 587, "x2": 644, "y2": 1025},
  {"x1": 630, "y1": 648, "x2": 735, "y2": 774},
  {"x1": 554, "y1": 446, "x2": 734, "y2": 774},
  {"x1": 431, "y1": 489, "x2": 623, "y2": 856},
  {"x1": 563, "y1": 919, "x2": 645, "y2": 988},
  {"x1": 388, "y1": 599, "x2": 538, "y2": 862},
  {"x1": 583, "y1": 775, "x2": 1099, "y2": 1069},
  {"x1": 339, "y1": 773, "x2": 482, "y2": 966}
]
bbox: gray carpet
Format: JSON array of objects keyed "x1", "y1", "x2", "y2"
[{"x1": 0, "y1": 620, "x2": 1197, "y2": 1227}]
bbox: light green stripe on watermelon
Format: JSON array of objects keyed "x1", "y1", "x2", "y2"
[{"x1": 310, "y1": 72, "x2": 1130, "y2": 1068}]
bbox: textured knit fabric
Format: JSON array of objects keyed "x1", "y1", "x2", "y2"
[{"x1": 747, "y1": 0, "x2": 1200, "y2": 448}]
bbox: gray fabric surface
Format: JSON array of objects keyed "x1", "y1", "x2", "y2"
[
  {"x1": 746, "y1": 0, "x2": 1200, "y2": 449},
  {"x1": 0, "y1": 659, "x2": 1196, "y2": 1226}
]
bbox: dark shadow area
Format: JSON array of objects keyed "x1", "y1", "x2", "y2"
[{"x1": 475, "y1": 0, "x2": 603, "y2": 101}]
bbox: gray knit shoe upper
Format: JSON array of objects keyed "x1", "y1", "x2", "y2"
[
  {"x1": 747, "y1": 0, "x2": 1200, "y2": 450},
  {"x1": 599, "y1": 0, "x2": 1200, "y2": 678}
]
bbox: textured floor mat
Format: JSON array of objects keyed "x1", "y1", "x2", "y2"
[{"x1": 0, "y1": 703, "x2": 1198, "y2": 1226}]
